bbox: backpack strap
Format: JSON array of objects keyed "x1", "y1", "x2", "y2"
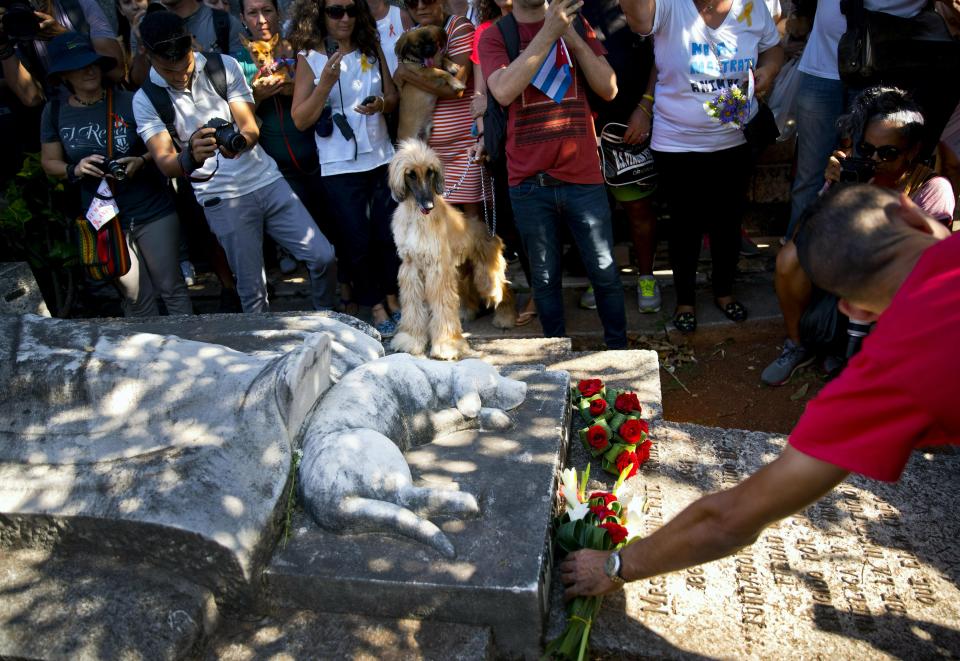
[
  {"x1": 58, "y1": 0, "x2": 89, "y2": 35},
  {"x1": 49, "y1": 98, "x2": 61, "y2": 133},
  {"x1": 211, "y1": 8, "x2": 231, "y2": 55},
  {"x1": 498, "y1": 13, "x2": 520, "y2": 62},
  {"x1": 203, "y1": 52, "x2": 228, "y2": 100}
]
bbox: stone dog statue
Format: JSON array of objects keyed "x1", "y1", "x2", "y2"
[{"x1": 298, "y1": 354, "x2": 527, "y2": 558}]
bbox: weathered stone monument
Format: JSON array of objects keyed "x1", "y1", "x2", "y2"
[{"x1": 1, "y1": 300, "x2": 959, "y2": 659}]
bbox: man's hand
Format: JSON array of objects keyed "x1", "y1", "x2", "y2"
[
  {"x1": 560, "y1": 549, "x2": 622, "y2": 598},
  {"x1": 35, "y1": 11, "x2": 68, "y2": 40},
  {"x1": 544, "y1": 0, "x2": 583, "y2": 41},
  {"x1": 190, "y1": 127, "x2": 218, "y2": 163},
  {"x1": 624, "y1": 104, "x2": 652, "y2": 144}
]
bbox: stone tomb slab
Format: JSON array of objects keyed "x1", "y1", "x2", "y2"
[
  {"x1": 548, "y1": 421, "x2": 960, "y2": 659},
  {"x1": 265, "y1": 367, "x2": 571, "y2": 659}
]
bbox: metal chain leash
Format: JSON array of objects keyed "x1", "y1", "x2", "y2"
[
  {"x1": 441, "y1": 158, "x2": 473, "y2": 198},
  {"x1": 480, "y1": 163, "x2": 497, "y2": 239}
]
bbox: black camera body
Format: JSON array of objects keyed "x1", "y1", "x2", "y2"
[
  {"x1": 839, "y1": 156, "x2": 876, "y2": 183},
  {"x1": 204, "y1": 117, "x2": 247, "y2": 153},
  {"x1": 0, "y1": 0, "x2": 40, "y2": 41},
  {"x1": 101, "y1": 158, "x2": 127, "y2": 182}
]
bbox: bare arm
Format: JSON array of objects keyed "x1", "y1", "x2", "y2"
[
  {"x1": 228, "y1": 99, "x2": 260, "y2": 151},
  {"x1": 487, "y1": 0, "x2": 582, "y2": 107},
  {"x1": 291, "y1": 52, "x2": 338, "y2": 131},
  {"x1": 753, "y1": 44, "x2": 783, "y2": 97},
  {"x1": 1, "y1": 53, "x2": 43, "y2": 107},
  {"x1": 619, "y1": 0, "x2": 656, "y2": 34},
  {"x1": 564, "y1": 25, "x2": 616, "y2": 101},
  {"x1": 560, "y1": 446, "x2": 850, "y2": 597},
  {"x1": 93, "y1": 37, "x2": 126, "y2": 84}
]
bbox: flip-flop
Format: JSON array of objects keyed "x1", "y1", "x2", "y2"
[
  {"x1": 515, "y1": 310, "x2": 538, "y2": 326},
  {"x1": 673, "y1": 311, "x2": 697, "y2": 333},
  {"x1": 716, "y1": 300, "x2": 748, "y2": 323}
]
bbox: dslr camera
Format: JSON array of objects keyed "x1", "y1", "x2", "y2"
[
  {"x1": 100, "y1": 158, "x2": 127, "y2": 182},
  {"x1": 203, "y1": 117, "x2": 247, "y2": 153},
  {"x1": 0, "y1": 0, "x2": 41, "y2": 41},
  {"x1": 839, "y1": 156, "x2": 876, "y2": 183}
]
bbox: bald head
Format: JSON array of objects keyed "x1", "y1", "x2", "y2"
[{"x1": 795, "y1": 184, "x2": 938, "y2": 304}]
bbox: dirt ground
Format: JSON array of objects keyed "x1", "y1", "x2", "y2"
[{"x1": 632, "y1": 321, "x2": 829, "y2": 435}]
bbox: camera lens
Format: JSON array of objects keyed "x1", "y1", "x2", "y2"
[
  {"x1": 224, "y1": 131, "x2": 247, "y2": 153},
  {"x1": 108, "y1": 160, "x2": 127, "y2": 181}
]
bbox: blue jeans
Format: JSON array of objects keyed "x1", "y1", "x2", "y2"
[
  {"x1": 787, "y1": 73, "x2": 846, "y2": 238},
  {"x1": 508, "y1": 178, "x2": 627, "y2": 349}
]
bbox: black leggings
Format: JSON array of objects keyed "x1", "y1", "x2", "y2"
[
  {"x1": 652, "y1": 144, "x2": 751, "y2": 307},
  {"x1": 322, "y1": 164, "x2": 401, "y2": 306}
]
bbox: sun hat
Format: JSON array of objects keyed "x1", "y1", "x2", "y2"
[{"x1": 45, "y1": 32, "x2": 117, "y2": 82}]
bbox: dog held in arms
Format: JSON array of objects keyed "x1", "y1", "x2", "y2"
[
  {"x1": 393, "y1": 25, "x2": 466, "y2": 141},
  {"x1": 241, "y1": 33, "x2": 295, "y2": 88},
  {"x1": 389, "y1": 139, "x2": 516, "y2": 360}
]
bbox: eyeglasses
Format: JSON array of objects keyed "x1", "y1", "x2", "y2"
[
  {"x1": 403, "y1": 0, "x2": 438, "y2": 9},
  {"x1": 324, "y1": 4, "x2": 358, "y2": 18},
  {"x1": 857, "y1": 141, "x2": 902, "y2": 162}
]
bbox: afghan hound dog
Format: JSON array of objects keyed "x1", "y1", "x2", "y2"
[{"x1": 388, "y1": 139, "x2": 516, "y2": 360}]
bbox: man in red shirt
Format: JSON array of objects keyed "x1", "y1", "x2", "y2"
[
  {"x1": 561, "y1": 184, "x2": 958, "y2": 594},
  {"x1": 478, "y1": 0, "x2": 627, "y2": 349}
]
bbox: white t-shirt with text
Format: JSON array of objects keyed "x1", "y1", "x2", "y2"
[
  {"x1": 649, "y1": 0, "x2": 780, "y2": 152},
  {"x1": 132, "y1": 53, "x2": 283, "y2": 203}
]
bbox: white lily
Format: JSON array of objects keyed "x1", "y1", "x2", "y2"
[
  {"x1": 559, "y1": 467, "x2": 581, "y2": 509},
  {"x1": 568, "y1": 501, "x2": 591, "y2": 521},
  {"x1": 624, "y1": 495, "x2": 646, "y2": 540}
]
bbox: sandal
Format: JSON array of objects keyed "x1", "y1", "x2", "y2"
[
  {"x1": 673, "y1": 311, "x2": 697, "y2": 333},
  {"x1": 515, "y1": 309, "x2": 538, "y2": 326},
  {"x1": 716, "y1": 300, "x2": 748, "y2": 323}
]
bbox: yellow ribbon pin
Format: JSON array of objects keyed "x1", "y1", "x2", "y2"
[
  {"x1": 360, "y1": 54, "x2": 372, "y2": 73},
  {"x1": 737, "y1": 1, "x2": 753, "y2": 27}
]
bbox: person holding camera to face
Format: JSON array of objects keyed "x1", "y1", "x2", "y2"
[
  {"x1": 132, "y1": 9, "x2": 337, "y2": 314},
  {"x1": 40, "y1": 32, "x2": 192, "y2": 316},
  {"x1": 761, "y1": 86, "x2": 955, "y2": 386},
  {"x1": 289, "y1": 0, "x2": 401, "y2": 337}
]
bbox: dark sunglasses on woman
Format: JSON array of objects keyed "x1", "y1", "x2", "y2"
[
  {"x1": 324, "y1": 4, "x2": 358, "y2": 18},
  {"x1": 403, "y1": 0, "x2": 438, "y2": 8},
  {"x1": 857, "y1": 141, "x2": 902, "y2": 162}
]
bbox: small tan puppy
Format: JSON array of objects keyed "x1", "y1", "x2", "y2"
[
  {"x1": 394, "y1": 25, "x2": 465, "y2": 141},
  {"x1": 241, "y1": 33, "x2": 294, "y2": 87}
]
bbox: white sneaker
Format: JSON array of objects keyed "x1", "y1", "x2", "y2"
[{"x1": 637, "y1": 275, "x2": 661, "y2": 313}]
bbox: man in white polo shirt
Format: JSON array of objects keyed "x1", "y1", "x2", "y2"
[{"x1": 132, "y1": 9, "x2": 336, "y2": 313}]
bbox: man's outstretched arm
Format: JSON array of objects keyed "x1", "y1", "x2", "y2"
[{"x1": 561, "y1": 445, "x2": 850, "y2": 597}]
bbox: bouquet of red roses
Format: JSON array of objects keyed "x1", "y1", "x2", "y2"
[
  {"x1": 544, "y1": 465, "x2": 642, "y2": 660},
  {"x1": 572, "y1": 379, "x2": 653, "y2": 478}
]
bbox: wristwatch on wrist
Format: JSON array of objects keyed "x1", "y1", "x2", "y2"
[{"x1": 604, "y1": 550, "x2": 626, "y2": 585}]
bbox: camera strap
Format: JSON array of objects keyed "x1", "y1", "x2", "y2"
[
  {"x1": 93, "y1": 88, "x2": 118, "y2": 201},
  {"x1": 182, "y1": 128, "x2": 220, "y2": 183}
]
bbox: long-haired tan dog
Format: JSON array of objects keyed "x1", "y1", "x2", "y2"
[{"x1": 388, "y1": 140, "x2": 516, "y2": 360}]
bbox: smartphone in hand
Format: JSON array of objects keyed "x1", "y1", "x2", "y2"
[{"x1": 325, "y1": 37, "x2": 339, "y2": 56}]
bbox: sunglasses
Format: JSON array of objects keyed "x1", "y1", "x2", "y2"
[
  {"x1": 857, "y1": 141, "x2": 902, "y2": 162},
  {"x1": 403, "y1": 0, "x2": 438, "y2": 9},
  {"x1": 324, "y1": 3, "x2": 358, "y2": 18}
]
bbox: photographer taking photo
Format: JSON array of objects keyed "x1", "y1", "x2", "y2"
[
  {"x1": 762, "y1": 86, "x2": 955, "y2": 387},
  {"x1": 40, "y1": 32, "x2": 192, "y2": 316},
  {"x1": 132, "y1": 8, "x2": 337, "y2": 314}
]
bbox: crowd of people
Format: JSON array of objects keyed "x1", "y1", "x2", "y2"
[{"x1": 0, "y1": 0, "x2": 957, "y2": 361}]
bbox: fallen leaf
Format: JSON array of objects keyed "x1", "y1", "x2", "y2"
[{"x1": 790, "y1": 383, "x2": 810, "y2": 401}]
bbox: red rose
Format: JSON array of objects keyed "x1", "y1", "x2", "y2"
[
  {"x1": 600, "y1": 521, "x2": 629, "y2": 545},
  {"x1": 615, "y1": 450, "x2": 639, "y2": 478},
  {"x1": 587, "y1": 425, "x2": 609, "y2": 450},
  {"x1": 589, "y1": 491, "x2": 617, "y2": 506},
  {"x1": 615, "y1": 392, "x2": 642, "y2": 414},
  {"x1": 590, "y1": 504, "x2": 614, "y2": 521},
  {"x1": 588, "y1": 398, "x2": 607, "y2": 416},
  {"x1": 578, "y1": 379, "x2": 603, "y2": 397},
  {"x1": 618, "y1": 419, "x2": 645, "y2": 444},
  {"x1": 636, "y1": 440, "x2": 653, "y2": 466}
]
